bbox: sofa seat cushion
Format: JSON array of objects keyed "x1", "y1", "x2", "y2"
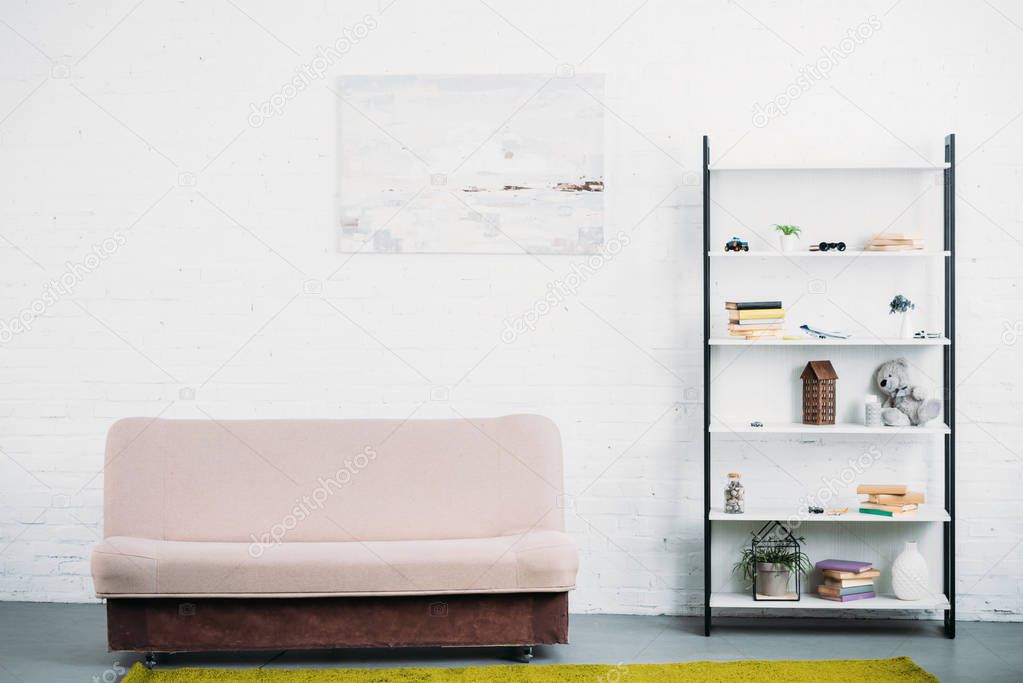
[{"x1": 92, "y1": 531, "x2": 578, "y2": 597}]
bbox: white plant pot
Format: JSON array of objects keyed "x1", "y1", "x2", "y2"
[
  {"x1": 892, "y1": 541, "x2": 929, "y2": 600},
  {"x1": 756, "y1": 562, "x2": 791, "y2": 596},
  {"x1": 898, "y1": 311, "x2": 914, "y2": 339},
  {"x1": 779, "y1": 233, "x2": 799, "y2": 252}
]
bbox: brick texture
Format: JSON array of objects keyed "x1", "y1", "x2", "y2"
[{"x1": 0, "y1": 1, "x2": 1020, "y2": 621}]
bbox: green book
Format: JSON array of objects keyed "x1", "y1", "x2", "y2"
[{"x1": 859, "y1": 507, "x2": 915, "y2": 517}]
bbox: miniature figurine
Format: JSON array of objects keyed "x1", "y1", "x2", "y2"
[{"x1": 724, "y1": 237, "x2": 749, "y2": 252}]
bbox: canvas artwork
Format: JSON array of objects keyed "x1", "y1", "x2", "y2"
[{"x1": 336, "y1": 74, "x2": 605, "y2": 254}]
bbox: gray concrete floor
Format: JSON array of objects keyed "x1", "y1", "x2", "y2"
[{"x1": 1, "y1": 603, "x2": 1021, "y2": 682}]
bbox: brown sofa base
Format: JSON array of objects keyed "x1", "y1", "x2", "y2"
[{"x1": 106, "y1": 593, "x2": 569, "y2": 653}]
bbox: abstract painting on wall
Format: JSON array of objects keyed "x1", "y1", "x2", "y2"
[{"x1": 336, "y1": 74, "x2": 604, "y2": 254}]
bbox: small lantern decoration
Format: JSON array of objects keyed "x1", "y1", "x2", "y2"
[
  {"x1": 801, "y1": 360, "x2": 837, "y2": 425},
  {"x1": 750, "y1": 521, "x2": 807, "y2": 601}
]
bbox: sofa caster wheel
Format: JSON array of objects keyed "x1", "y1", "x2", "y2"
[
  {"x1": 143, "y1": 653, "x2": 157, "y2": 670},
  {"x1": 514, "y1": 645, "x2": 534, "y2": 663}
]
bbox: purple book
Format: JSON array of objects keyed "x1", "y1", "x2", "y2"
[
  {"x1": 819, "y1": 591, "x2": 876, "y2": 603},
  {"x1": 815, "y1": 559, "x2": 873, "y2": 573}
]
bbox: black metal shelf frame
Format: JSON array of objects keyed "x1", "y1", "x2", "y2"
[{"x1": 701, "y1": 134, "x2": 956, "y2": 638}]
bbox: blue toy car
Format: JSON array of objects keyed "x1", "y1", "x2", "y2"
[{"x1": 724, "y1": 237, "x2": 749, "y2": 252}]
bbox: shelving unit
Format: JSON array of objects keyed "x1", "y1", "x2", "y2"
[
  {"x1": 709, "y1": 421, "x2": 950, "y2": 436},
  {"x1": 708, "y1": 337, "x2": 949, "y2": 346},
  {"x1": 709, "y1": 164, "x2": 943, "y2": 171},
  {"x1": 707, "y1": 251, "x2": 951, "y2": 258},
  {"x1": 711, "y1": 593, "x2": 951, "y2": 611},
  {"x1": 702, "y1": 134, "x2": 956, "y2": 638},
  {"x1": 707, "y1": 506, "x2": 951, "y2": 523}
]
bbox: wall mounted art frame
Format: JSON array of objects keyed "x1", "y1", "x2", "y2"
[{"x1": 336, "y1": 74, "x2": 605, "y2": 255}]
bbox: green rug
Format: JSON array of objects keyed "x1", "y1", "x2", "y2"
[{"x1": 122, "y1": 656, "x2": 937, "y2": 681}]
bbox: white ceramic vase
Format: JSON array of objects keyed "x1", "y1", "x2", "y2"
[
  {"x1": 779, "y1": 233, "x2": 799, "y2": 252},
  {"x1": 898, "y1": 310, "x2": 914, "y2": 339},
  {"x1": 892, "y1": 541, "x2": 929, "y2": 600}
]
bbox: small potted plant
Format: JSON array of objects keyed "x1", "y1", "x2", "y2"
[
  {"x1": 889, "y1": 294, "x2": 916, "y2": 339},
  {"x1": 773, "y1": 224, "x2": 801, "y2": 252},
  {"x1": 733, "y1": 541, "x2": 812, "y2": 598}
]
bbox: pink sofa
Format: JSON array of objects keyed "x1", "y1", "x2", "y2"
[{"x1": 92, "y1": 415, "x2": 577, "y2": 658}]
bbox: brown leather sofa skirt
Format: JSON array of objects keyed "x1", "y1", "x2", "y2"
[{"x1": 106, "y1": 592, "x2": 569, "y2": 652}]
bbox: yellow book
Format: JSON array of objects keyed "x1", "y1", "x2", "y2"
[
  {"x1": 824, "y1": 577, "x2": 875, "y2": 588},
  {"x1": 867, "y1": 492, "x2": 925, "y2": 505},
  {"x1": 728, "y1": 308, "x2": 785, "y2": 320},
  {"x1": 822, "y1": 569, "x2": 881, "y2": 580},
  {"x1": 727, "y1": 323, "x2": 783, "y2": 332}
]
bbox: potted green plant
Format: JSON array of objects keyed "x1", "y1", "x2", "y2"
[
  {"x1": 733, "y1": 542, "x2": 812, "y2": 597},
  {"x1": 773, "y1": 224, "x2": 801, "y2": 252}
]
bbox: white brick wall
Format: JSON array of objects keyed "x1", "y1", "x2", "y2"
[{"x1": 0, "y1": 0, "x2": 1021, "y2": 621}]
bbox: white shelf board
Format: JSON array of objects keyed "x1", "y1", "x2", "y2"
[
  {"x1": 709, "y1": 164, "x2": 945, "y2": 171},
  {"x1": 708, "y1": 251, "x2": 950, "y2": 258},
  {"x1": 709, "y1": 421, "x2": 950, "y2": 435},
  {"x1": 709, "y1": 337, "x2": 950, "y2": 346},
  {"x1": 710, "y1": 592, "x2": 950, "y2": 611},
  {"x1": 708, "y1": 506, "x2": 950, "y2": 522}
]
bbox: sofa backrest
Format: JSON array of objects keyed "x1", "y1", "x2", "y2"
[{"x1": 103, "y1": 415, "x2": 565, "y2": 543}]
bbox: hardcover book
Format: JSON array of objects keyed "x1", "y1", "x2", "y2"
[
  {"x1": 859, "y1": 502, "x2": 918, "y2": 513},
  {"x1": 822, "y1": 569, "x2": 881, "y2": 580},
  {"x1": 865, "y1": 244, "x2": 924, "y2": 251},
  {"x1": 817, "y1": 584, "x2": 875, "y2": 596},
  {"x1": 867, "y1": 492, "x2": 925, "y2": 505},
  {"x1": 859, "y1": 507, "x2": 916, "y2": 517},
  {"x1": 824, "y1": 577, "x2": 875, "y2": 588},
  {"x1": 728, "y1": 308, "x2": 785, "y2": 320},
  {"x1": 725, "y1": 301, "x2": 783, "y2": 310},
  {"x1": 855, "y1": 484, "x2": 908, "y2": 495},
  {"x1": 872, "y1": 232, "x2": 923, "y2": 240},
  {"x1": 818, "y1": 591, "x2": 877, "y2": 602},
  {"x1": 729, "y1": 329, "x2": 784, "y2": 337},
  {"x1": 727, "y1": 323, "x2": 784, "y2": 331},
  {"x1": 868, "y1": 238, "x2": 924, "y2": 246},
  {"x1": 814, "y1": 559, "x2": 873, "y2": 573}
]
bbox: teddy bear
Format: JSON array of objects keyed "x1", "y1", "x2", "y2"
[{"x1": 875, "y1": 358, "x2": 942, "y2": 426}]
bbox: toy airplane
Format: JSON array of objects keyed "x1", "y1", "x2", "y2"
[{"x1": 800, "y1": 324, "x2": 850, "y2": 340}]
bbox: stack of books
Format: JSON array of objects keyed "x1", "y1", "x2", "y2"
[
  {"x1": 726, "y1": 301, "x2": 785, "y2": 340},
  {"x1": 865, "y1": 232, "x2": 924, "y2": 251},
  {"x1": 815, "y1": 559, "x2": 878, "y2": 602},
  {"x1": 857, "y1": 484, "x2": 923, "y2": 517}
]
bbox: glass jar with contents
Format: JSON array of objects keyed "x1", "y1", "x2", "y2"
[{"x1": 724, "y1": 472, "x2": 745, "y2": 514}]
